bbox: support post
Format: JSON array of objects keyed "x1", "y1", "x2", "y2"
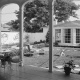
[
  {"x1": 73, "y1": 28, "x2": 76, "y2": 46},
  {"x1": 61, "y1": 29, "x2": 63, "y2": 43},
  {"x1": 49, "y1": 0, "x2": 54, "y2": 72},
  {"x1": 0, "y1": 9, "x2": 1, "y2": 52},
  {"x1": 19, "y1": 6, "x2": 24, "y2": 66}
]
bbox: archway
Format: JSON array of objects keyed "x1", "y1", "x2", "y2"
[
  {"x1": 1, "y1": 3, "x2": 19, "y2": 44},
  {"x1": 0, "y1": 0, "x2": 53, "y2": 72},
  {"x1": 20, "y1": 0, "x2": 51, "y2": 69}
]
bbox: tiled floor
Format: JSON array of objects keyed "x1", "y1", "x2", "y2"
[{"x1": 0, "y1": 63, "x2": 80, "y2": 80}]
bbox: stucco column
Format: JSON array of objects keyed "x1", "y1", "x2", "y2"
[
  {"x1": 61, "y1": 28, "x2": 63, "y2": 43},
  {"x1": 19, "y1": 6, "x2": 24, "y2": 66},
  {"x1": 49, "y1": 0, "x2": 55, "y2": 72},
  {"x1": 73, "y1": 28, "x2": 76, "y2": 46},
  {"x1": 53, "y1": 28, "x2": 55, "y2": 43},
  {"x1": 0, "y1": 9, "x2": 1, "y2": 52},
  {"x1": 71, "y1": 29, "x2": 73, "y2": 44}
]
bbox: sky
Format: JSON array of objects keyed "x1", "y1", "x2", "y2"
[
  {"x1": 1, "y1": 4, "x2": 19, "y2": 24},
  {"x1": 1, "y1": 1, "x2": 80, "y2": 24},
  {"x1": 69, "y1": 1, "x2": 80, "y2": 21}
]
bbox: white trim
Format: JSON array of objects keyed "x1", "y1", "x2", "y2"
[
  {"x1": 54, "y1": 27, "x2": 80, "y2": 29},
  {"x1": 0, "y1": 9, "x2": 1, "y2": 51},
  {"x1": 73, "y1": 28, "x2": 76, "y2": 46}
]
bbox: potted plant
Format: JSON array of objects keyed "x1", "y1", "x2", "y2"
[{"x1": 64, "y1": 60, "x2": 75, "y2": 75}]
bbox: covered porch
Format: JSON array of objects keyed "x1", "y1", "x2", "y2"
[
  {"x1": 0, "y1": 0, "x2": 54, "y2": 73},
  {"x1": 0, "y1": 63, "x2": 80, "y2": 80}
]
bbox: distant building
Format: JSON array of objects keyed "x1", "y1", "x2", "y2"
[
  {"x1": 54, "y1": 20, "x2": 80, "y2": 46},
  {"x1": 1, "y1": 24, "x2": 10, "y2": 32}
]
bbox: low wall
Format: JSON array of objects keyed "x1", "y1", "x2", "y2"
[
  {"x1": 24, "y1": 27, "x2": 48, "y2": 43},
  {"x1": 1, "y1": 27, "x2": 49, "y2": 44}
]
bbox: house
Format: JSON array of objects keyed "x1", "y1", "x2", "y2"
[
  {"x1": 1, "y1": 24, "x2": 10, "y2": 32},
  {"x1": 53, "y1": 20, "x2": 80, "y2": 47}
]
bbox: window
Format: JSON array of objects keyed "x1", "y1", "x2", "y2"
[
  {"x1": 55, "y1": 29, "x2": 61, "y2": 42},
  {"x1": 64, "y1": 29, "x2": 71, "y2": 43},
  {"x1": 76, "y1": 29, "x2": 80, "y2": 43}
]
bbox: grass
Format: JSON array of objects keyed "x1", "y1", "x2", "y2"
[
  {"x1": 1, "y1": 43, "x2": 80, "y2": 68},
  {"x1": 23, "y1": 46, "x2": 80, "y2": 68}
]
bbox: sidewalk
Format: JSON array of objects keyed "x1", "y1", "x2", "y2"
[{"x1": 0, "y1": 63, "x2": 80, "y2": 80}]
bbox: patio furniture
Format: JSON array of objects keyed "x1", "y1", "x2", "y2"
[
  {"x1": 11, "y1": 56, "x2": 20, "y2": 63},
  {"x1": 24, "y1": 52, "x2": 33, "y2": 57},
  {"x1": 0, "y1": 50, "x2": 12, "y2": 68}
]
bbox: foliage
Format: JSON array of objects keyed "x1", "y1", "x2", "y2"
[
  {"x1": 24, "y1": 34, "x2": 29, "y2": 43},
  {"x1": 24, "y1": 0, "x2": 48, "y2": 32},
  {"x1": 8, "y1": 0, "x2": 79, "y2": 33},
  {"x1": 46, "y1": 0, "x2": 79, "y2": 43},
  {"x1": 8, "y1": 20, "x2": 20, "y2": 31},
  {"x1": 54, "y1": 0, "x2": 79, "y2": 22},
  {"x1": 46, "y1": 30, "x2": 49, "y2": 43}
]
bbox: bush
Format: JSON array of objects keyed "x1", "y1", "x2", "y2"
[
  {"x1": 53, "y1": 41, "x2": 60, "y2": 46},
  {"x1": 34, "y1": 41, "x2": 38, "y2": 44},
  {"x1": 10, "y1": 49, "x2": 20, "y2": 57},
  {"x1": 46, "y1": 30, "x2": 49, "y2": 43},
  {"x1": 34, "y1": 40, "x2": 46, "y2": 45},
  {"x1": 45, "y1": 43, "x2": 49, "y2": 47}
]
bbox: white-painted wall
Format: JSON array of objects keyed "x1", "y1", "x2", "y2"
[
  {"x1": 1, "y1": 27, "x2": 49, "y2": 44},
  {"x1": 1, "y1": 32, "x2": 19, "y2": 44},
  {"x1": 24, "y1": 27, "x2": 49, "y2": 43}
]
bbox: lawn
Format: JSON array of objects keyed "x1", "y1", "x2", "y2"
[
  {"x1": 1, "y1": 44, "x2": 80, "y2": 68},
  {"x1": 23, "y1": 46, "x2": 80, "y2": 68}
]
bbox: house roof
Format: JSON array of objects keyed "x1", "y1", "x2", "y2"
[
  {"x1": 1, "y1": 27, "x2": 10, "y2": 32},
  {"x1": 54, "y1": 20, "x2": 80, "y2": 27},
  {"x1": 1, "y1": 24, "x2": 10, "y2": 32}
]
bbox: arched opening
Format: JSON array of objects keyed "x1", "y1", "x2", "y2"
[
  {"x1": 0, "y1": 3, "x2": 21, "y2": 62},
  {"x1": 1, "y1": 3, "x2": 19, "y2": 45},
  {"x1": 1, "y1": 4, "x2": 19, "y2": 24},
  {"x1": 20, "y1": 0, "x2": 50, "y2": 69},
  {"x1": 0, "y1": 0, "x2": 51, "y2": 70}
]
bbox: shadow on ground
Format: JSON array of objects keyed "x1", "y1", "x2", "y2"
[{"x1": 0, "y1": 74, "x2": 7, "y2": 80}]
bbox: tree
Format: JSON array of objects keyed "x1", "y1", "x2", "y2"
[
  {"x1": 8, "y1": 0, "x2": 79, "y2": 33},
  {"x1": 23, "y1": 0, "x2": 48, "y2": 32},
  {"x1": 8, "y1": 20, "x2": 20, "y2": 31},
  {"x1": 54, "y1": 0, "x2": 79, "y2": 22},
  {"x1": 8, "y1": 0, "x2": 48, "y2": 32},
  {"x1": 46, "y1": 0, "x2": 79, "y2": 43}
]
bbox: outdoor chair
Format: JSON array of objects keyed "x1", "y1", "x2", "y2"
[
  {"x1": 1, "y1": 55, "x2": 21, "y2": 69},
  {"x1": 1, "y1": 53, "x2": 12, "y2": 68}
]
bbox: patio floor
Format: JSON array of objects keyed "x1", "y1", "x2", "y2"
[{"x1": 0, "y1": 63, "x2": 80, "y2": 80}]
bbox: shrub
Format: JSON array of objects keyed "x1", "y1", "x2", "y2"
[
  {"x1": 53, "y1": 41, "x2": 60, "y2": 46},
  {"x1": 46, "y1": 30, "x2": 49, "y2": 43}
]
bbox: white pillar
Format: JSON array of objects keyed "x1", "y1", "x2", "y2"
[
  {"x1": 71, "y1": 29, "x2": 73, "y2": 44},
  {"x1": 0, "y1": 9, "x2": 1, "y2": 52},
  {"x1": 61, "y1": 29, "x2": 63, "y2": 43},
  {"x1": 19, "y1": 6, "x2": 24, "y2": 66},
  {"x1": 49, "y1": 0, "x2": 55, "y2": 72},
  {"x1": 53, "y1": 28, "x2": 55, "y2": 43},
  {"x1": 73, "y1": 28, "x2": 76, "y2": 46}
]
